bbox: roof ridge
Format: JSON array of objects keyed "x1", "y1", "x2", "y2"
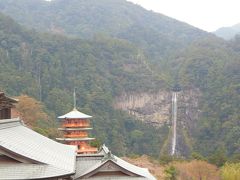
[
  {"x1": 0, "y1": 117, "x2": 20, "y2": 123},
  {"x1": 0, "y1": 118, "x2": 22, "y2": 130}
]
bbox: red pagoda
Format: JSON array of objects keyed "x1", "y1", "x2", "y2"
[{"x1": 56, "y1": 92, "x2": 97, "y2": 154}]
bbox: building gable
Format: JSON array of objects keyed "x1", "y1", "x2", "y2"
[{"x1": 79, "y1": 160, "x2": 140, "y2": 179}]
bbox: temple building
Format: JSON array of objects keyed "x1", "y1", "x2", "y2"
[
  {"x1": 57, "y1": 108, "x2": 97, "y2": 154},
  {"x1": 0, "y1": 118, "x2": 76, "y2": 179},
  {"x1": 0, "y1": 92, "x2": 18, "y2": 119},
  {"x1": 74, "y1": 144, "x2": 155, "y2": 179},
  {"x1": 0, "y1": 92, "x2": 156, "y2": 179}
]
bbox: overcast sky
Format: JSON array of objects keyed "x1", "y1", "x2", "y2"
[{"x1": 127, "y1": 0, "x2": 240, "y2": 32}]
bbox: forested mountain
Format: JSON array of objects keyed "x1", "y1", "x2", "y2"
[
  {"x1": 0, "y1": 0, "x2": 239, "y2": 161},
  {"x1": 175, "y1": 37, "x2": 240, "y2": 156},
  {"x1": 0, "y1": 13, "x2": 168, "y2": 156},
  {"x1": 0, "y1": 0, "x2": 211, "y2": 64},
  {"x1": 214, "y1": 23, "x2": 240, "y2": 40}
]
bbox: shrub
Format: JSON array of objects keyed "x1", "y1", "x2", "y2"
[
  {"x1": 221, "y1": 163, "x2": 240, "y2": 180},
  {"x1": 164, "y1": 165, "x2": 178, "y2": 180}
]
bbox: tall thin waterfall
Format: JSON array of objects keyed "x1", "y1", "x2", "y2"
[{"x1": 171, "y1": 92, "x2": 178, "y2": 156}]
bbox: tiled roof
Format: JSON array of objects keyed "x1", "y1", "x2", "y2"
[
  {"x1": 0, "y1": 118, "x2": 21, "y2": 129},
  {"x1": 113, "y1": 156, "x2": 156, "y2": 180},
  {"x1": 74, "y1": 145, "x2": 156, "y2": 180},
  {"x1": 0, "y1": 120, "x2": 156, "y2": 179},
  {"x1": 0, "y1": 118, "x2": 77, "y2": 179},
  {"x1": 75, "y1": 156, "x2": 103, "y2": 178},
  {"x1": 0, "y1": 164, "x2": 71, "y2": 179},
  {"x1": 79, "y1": 177, "x2": 151, "y2": 180},
  {"x1": 58, "y1": 108, "x2": 92, "y2": 119}
]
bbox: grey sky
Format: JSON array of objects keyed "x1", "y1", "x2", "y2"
[{"x1": 127, "y1": 0, "x2": 240, "y2": 32}]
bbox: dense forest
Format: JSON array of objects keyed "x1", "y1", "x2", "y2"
[
  {"x1": 176, "y1": 37, "x2": 240, "y2": 156},
  {"x1": 0, "y1": 0, "x2": 211, "y2": 65},
  {"x1": 0, "y1": 13, "x2": 168, "y2": 156},
  {"x1": 0, "y1": 0, "x2": 239, "y2": 164}
]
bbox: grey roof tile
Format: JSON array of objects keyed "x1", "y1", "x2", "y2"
[
  {"x1": 0, "y1": 118, "x2": 77, "y2": 179},
  {"x1": 0, "y1": 120, "x2": 156, "y2": 180},
  {"x1": 0, "y1": 164, "x2": 71, "y2": 179},
  {"x1": 74, "y1": 145, "x2": 156, "y2": 180}
]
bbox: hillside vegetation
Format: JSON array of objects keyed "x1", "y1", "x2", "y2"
[
  {"x1": 0, "y1": 0, "x2": 210, "y2": 65},
  {"x1": 0, "y1": 13, "x2": 167, "y2": 156},
  {"x1": 0, "y1": 0, "x2": 239, "y2": 162},
  {"x1": 175, "y1": 37, "x2": 240, "y2": 156},
  {"x1": 125, "y1": 156, "x2": 220, "y2": 179}
]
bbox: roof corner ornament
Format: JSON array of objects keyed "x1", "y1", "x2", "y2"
[{"x1": 102, "y1": 150, "x2": 117, "y2": 162}]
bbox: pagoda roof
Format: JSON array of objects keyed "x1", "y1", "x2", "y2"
[
  {"x1": 56, "y1": 137, "x2": 95, "y2": 141},
  {"x1": 58, "y1": 108, "x2": 92, "y2": 119},
  {"x1": 58, "y1": 127, "x2": 93, "y2": 131},
  {"x1": 0, "y1": 118, "x2": 76, "y2": 179}
]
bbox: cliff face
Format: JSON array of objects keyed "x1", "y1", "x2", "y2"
[
  {"x1": 114, "y1": 91, "x2": 171, "y2": 126},
  {"x1": 114, "y1": 89, "x2": 200, "y2": 126},
  {"x1": 177, "y1": 89, "x2": 201, "y2": 134},
  {"x1": 114, "y1": 89, "x2": 201, "y2": 156}
]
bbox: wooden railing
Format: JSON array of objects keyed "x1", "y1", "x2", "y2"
[
  {"x1": 77, "y1": 147, "x2": 98, "y2": 154},
  {"x1": 64, "y1": 133, "x2": 88, "y2": 138},
  {"x1": 63, "y1": 122, "x2": 90, "y2": 128}
]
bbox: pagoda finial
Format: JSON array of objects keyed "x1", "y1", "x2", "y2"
[{"x1": 73, "y1": 88, "x2": 77, "y2": 110}]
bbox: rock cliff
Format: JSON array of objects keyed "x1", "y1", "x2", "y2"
[{"x1": 114, "y1": 89, "x2": 201, "y2": 156}]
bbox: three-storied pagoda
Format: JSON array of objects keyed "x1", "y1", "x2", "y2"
[{"x1": 56, "y1": 91, "x2": 97, "y2": 154}]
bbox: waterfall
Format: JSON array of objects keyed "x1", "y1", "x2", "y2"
[{"x1": 171, "y1": 92, "x2": 178, "y2": 156}]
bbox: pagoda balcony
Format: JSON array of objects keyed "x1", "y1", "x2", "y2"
[
  {"x1": 77, "y1": 147, "x2": 98, "y2": 154},
  {"x1": 63, "y1": 122, "x2": 90, "y2": 128},
  {"x1": 64, "y1": 134, "x2": 88, "y2": 138}
]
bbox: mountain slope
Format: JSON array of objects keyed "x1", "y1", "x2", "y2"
[
  {"x1": 214, "y1": 23, "x2": 240, "y2": 40},
  {"x1": 176, "y1": 37, "x2": 240, "y2": 155},
  {"x1": 0, "y1": 13, "x2": 168, "y2": 156},
  {"x1": 0, "y1": 0, "x2": 211, "y2": 62},
  {"x1": 0, "y1": 0, "x2": 239, "y2": 159}
]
